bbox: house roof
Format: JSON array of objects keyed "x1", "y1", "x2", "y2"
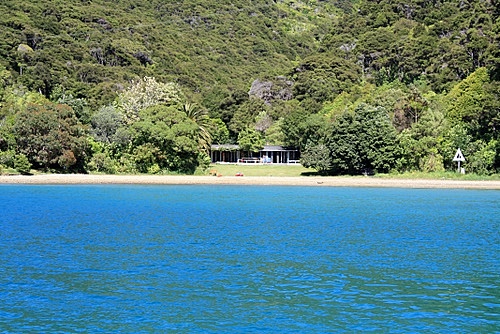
[
  {"x1": 262, "y1": 145, "x2": 290, "y2": 151},
  {"x1": 210, "y1": 144, "x2": 297, "y2": 152},
  {"x1": 211, "y1": 144, "x2": 239, "y2": 151}
]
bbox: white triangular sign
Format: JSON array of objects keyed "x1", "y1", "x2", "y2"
[{"x1": 453, "y1": 148, "x2": 465, "y2": 162}]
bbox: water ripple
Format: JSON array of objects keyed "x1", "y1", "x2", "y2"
[{"x1": 0, "y1": 185, "x2": 498, "y2": 332}]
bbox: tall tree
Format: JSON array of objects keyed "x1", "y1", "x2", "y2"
[
  {"x1": 237, "y1": 129, "x2": 264, "y2": 155},
  {"x1": 326, "y1": 104, "x2": 398, "y2": 174},
  {"x1": 14, "y1": 102, "x2": 87, "y2": 171},
  {"x1": 446, "y1": 68, "x2": 498, "y2": 142},
  {"x1": 183, "y1": 102, "x2": 212, "y2": 154},
  {"x1": 130, "y1": 105, "x2": 199, "y2": 174},
  {"x1": 118, "y1": 77, "x2": 184, "y2": 123}
]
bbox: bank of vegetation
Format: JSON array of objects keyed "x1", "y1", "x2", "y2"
[{"x1": 0, "y1": 0, "x2": 498, "y2": 175}]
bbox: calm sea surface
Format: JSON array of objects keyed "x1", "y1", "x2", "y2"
[{"x1": 0, "y1": 185, "x2": 498, "y2": 333}]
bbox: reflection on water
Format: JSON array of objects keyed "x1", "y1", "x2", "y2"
[{"x1": 0, "y1": 185, "x2": 498, "y2": 332}]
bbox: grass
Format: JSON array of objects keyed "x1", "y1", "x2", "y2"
[
  {"x1": 2, "y1": 163, "x2": 498, "y2": 180},
  {"x1": 206, "y1": 163, "x2": 312, "y2": 177},
  {"x1": 377, "y1": 171, "x2": 500, "y2": 181},
  {"x1": 207, "y1": 164, "x2": 500, "y2": 180},
  {"x1": 0, "y1": 167, "x2": 18, "y2": 175}
]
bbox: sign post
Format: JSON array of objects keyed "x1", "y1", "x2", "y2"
[{"x1": 453, "y1": 148, "x2": 465, "y2": 173}]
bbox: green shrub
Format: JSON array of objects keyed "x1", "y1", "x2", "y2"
[
  {"x1": 88, "y1": 152, "x2": 118, "y2": 174},
  {"x1": 14, "y1": 154, "x2": 32, "y2": 174},
  {"x1": 147, "y1": 163, "x2": 161, "y2": 174},
  {"x1": 0, "y1": 150, "x2": 15, "y2": 168}
]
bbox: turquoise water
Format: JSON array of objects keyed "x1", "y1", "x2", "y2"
[{"x1": 0, "y1": 185, "x2": 498, "y2": 333}]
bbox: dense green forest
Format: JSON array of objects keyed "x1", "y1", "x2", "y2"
[{"x1": 0, "y1": 0, "x2": 498, "y2": 175}]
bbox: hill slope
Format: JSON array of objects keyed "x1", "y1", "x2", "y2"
[
  {"x1": 0, "y1": 0, "x2": 343, "y2": 106},
  {"x1": 0, "y1": 0, "x2": 498, "y2": 175}
]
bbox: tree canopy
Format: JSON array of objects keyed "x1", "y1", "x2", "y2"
[{"x1": 0, "y1": 0, "x2": 498, "y2": 175}]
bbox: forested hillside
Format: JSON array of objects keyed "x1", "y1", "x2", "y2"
[{"x1": 0, "y1": 0, "x2": 498, "y2": 175}]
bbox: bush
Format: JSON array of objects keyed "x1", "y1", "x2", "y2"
[
  {"x1": 419, "y1": 151, "x2": 445, "y2": 172},
  {"x1": 0, "y1": 150, "x2": 15, "y2": 168},
  {"x1": 197, "y1": 152, "x2": 211, "y2": 171},
  {"x1": 300, "y1": 143, "x2": 331, "y2": 174},
  {"x1": 87, "y1": 152, "x2": 118, "y2": 174},
  {"x1": 465, "y1": 139, "x2": 497, "y2": 175},
  {"x1": 147, "y1": 163, "x2": 161, "y2": 174},
  {"x1": 14, "y1": 154, "x2": 32, "y2": 174}
]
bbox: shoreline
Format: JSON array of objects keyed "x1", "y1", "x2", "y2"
[{"x1": 1, "y1": 174, "x2": 499, "y2": 189}]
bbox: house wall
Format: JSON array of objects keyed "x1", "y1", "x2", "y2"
[
  {"x1": 259, "y1": 150, "x2": 300, "y2": 163},
  {"x1": 211, "y1": 147, "x2": 300, "y2": 164},
  {"x1": 210, "y1": 150, "x2": 240, "y2": 163}
]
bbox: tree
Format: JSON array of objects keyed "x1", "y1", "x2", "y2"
[
  {"x1": 465, "y1": 139, "x2": 497, "y2": 175},
  {"x1": 90, "y1": 105, "x2": 125, "y2": 144},
  {"x1": 51, "y1": 86, "x2": 92, "y2": 124},
  {"x1": 117, "y1": 77, "x2": 184, "y2": 123},
  {"x1": 282, "y1": 107, "x2": 327, "y2": 150},
  {"x1": 396, "y1": 107, "x2": 448, "y2": 172},
  {"x1": 326, "y1": 111, "x2": 363, "y2": 174},
  {"x1": 446, "y1": 68, "x2": 491, "y2": 137},
  {"x1": 444, "y1": 68, "x2": 499, "y2": 172},
  {"x1": 183, "y1": 102, "x2": 212, "y2": 154},
  {"x1": 209, "y1": 118, "x2": 230, "y2": 145},
  {"x1": 14, "y1": 153, "x2": 31, "y2": 174},
  {"x1": 14, "y1": 102, "x2": 88, "y2": 171},
  {"x1": 441, "y1": 124, "x2": 497, "y2": 174},
  {"x1": 326, "y1": 104, "x2": 398, "y2": 175},
  {"x1": 130, "y1": 105, "x2": 200, "y2": 174},
  {"x1": 300, "y1": 143, "x2": 331, "y2": 174},
  {"x1": 281, "y1": 105, "x2": 309, "y2": 148},
  {"x1": 291, "y1": 53, "x2": 361, "y2": 104},
  {"x1": 264, "y1": 118, "x2": 285, "y2": 146},
  {"x1": 237, "y1": 129, "x2": 264, "y2": 155},
  {"x1": 0, "y1": 66, "x2": 11, "y2": 108},
  {"x1": 229, "y1": 99, "x2": 268, "y2": 136}
]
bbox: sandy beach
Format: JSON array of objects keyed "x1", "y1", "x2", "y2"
[{"x1": 0, "y1": 174, "x2": 499, "y2": 189}]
